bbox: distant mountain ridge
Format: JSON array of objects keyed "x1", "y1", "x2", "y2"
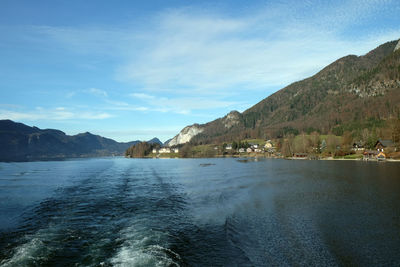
[
  {"x1": 0, "y1": 120, "x2": 156, "y2": 162},
  {"x1": 167, "y1": 39, "x2": 400, "y2": 145},
  {"x1": 147, "y1": 137, "x2": 163, "y2": 146}
]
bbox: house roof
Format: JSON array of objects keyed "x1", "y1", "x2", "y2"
[
  {"x1": 353, "y1": 141, "x2": 363, "y2": 147},
  {"x1": 376, "y1": 139, "x2": 395, "y2": 147}
]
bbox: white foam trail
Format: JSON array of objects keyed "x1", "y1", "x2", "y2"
[
  {"x1": 0, "y1": 223, "x2": 63, "y2": 267},
  {"x1": 110, "y1": 225, "x2": 180, "y2": 267},
  {"x1": 0, "y1": 237, "x2": 50, "y2": 267}
]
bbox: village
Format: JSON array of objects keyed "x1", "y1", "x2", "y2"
[{"x1": 149, "y1": 138, "x2": 399, "y2": 161}]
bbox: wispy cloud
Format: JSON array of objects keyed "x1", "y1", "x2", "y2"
[
  {"x1": 66, "y1": 91, "x2": 76, "y2": 98},
  {"x1": 19, "y1": 1, "x2": 399, "y2": 99},
  {"x1": 86, "y1": 88, "x2": 108, "y2": 97},
  {"x1": 0, "y1": 107, "x2": 112, "y2": 121},
  {"x1": 130, "y1": 93, "x2": 155, "y2": 100},
  {"x1": 115, "y1": 1, "x2": 400, "y2": 94},
  {"x1": 3, "y1": 0, "x2": 398, "y2": 130},
  {"x1": 128, "y1": 93, "x2": 239, "y2": 114},
  {"x1": 65, "y1": 88, "x2": 109, "y2": 99},
  {"x1": 105, "y1": 105, "x2": 149, "y2": 112},
  {"x1": 96, "y1": 128, "x2": 181, "y2": 138}
]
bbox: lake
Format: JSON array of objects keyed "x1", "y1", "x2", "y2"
[{"x1": 0, "y1": 158, "x2": 399, "y2": 266}]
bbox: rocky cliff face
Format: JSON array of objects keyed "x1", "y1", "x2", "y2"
[
  {"x1": 395, "y1": 39, "x2": 400, "y2": 51},
  {"x1": 222, "y1": 111, "x2": 241, "y2": 128},
  {"x1": 166, "y1": 124, "x2": 204, "y2": 146}
]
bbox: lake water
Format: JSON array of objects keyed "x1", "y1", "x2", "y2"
[{"x1": 0, "y1": 158, "x2": 399, "y2": 266}]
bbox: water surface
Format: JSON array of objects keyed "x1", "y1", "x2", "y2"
[{"x1": 0, "y1": 158, "x2": 399, "y2": 266}]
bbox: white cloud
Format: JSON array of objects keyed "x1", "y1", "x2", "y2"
[
  {"x1": 21, "y1": 1, "x2": 399, "y2": 99},
  {"x1": 115, "y1": 1, "x2": 400, "y2": 95},
  {"x1": 79, "y1": 112, "x2": 112, "y2": 120},
  {"x1": 94, "y1": 128, "x2": 182, "y2": 142},
  {"x1": 134, "y1": 106, "x2": 149, "y2": 111},
  {"x1": 1, "y1": 0, "x2": 398, "y2": 141},
  {"x1": 66, "y1": 91, "x2": 76, "y2": 98},
  {"x1": 126, "y1": 94, "x2": 239, "y2": 115},
  {"x1": 0, "y1": 108, "x2": 112, "y2": 121},
  {"x1": 130, "y1": 93, "x2": 155, "y2": 99},
  {"x1": 104, "y1": 99, "x2": 130, "y2": 107},
  {"x1": 14, "y1": 0, "x2": 400, "y2": 118},
  {"x1": 86, "y1": 88, "x2": 108, "y2": 97}
]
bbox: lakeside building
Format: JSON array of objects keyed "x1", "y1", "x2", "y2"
[
  {"x1": 159, "y1": 148, "x2": 171, "y2": 154},
  {"x1": 362, "y1": 139, "x2": 396, "y2": 160},
  {"x1": 153, "y1": 147, "x2": 179, "y2": 154},
  {"x1": 352, "y1": 141, "x2": 364, "y2": 151},
  {"x1": 264, "y1": 140, "x2": 273, "y2": 149},
  {"x1": 375, "y1": 140, "x2": 395, "y2": 152}
]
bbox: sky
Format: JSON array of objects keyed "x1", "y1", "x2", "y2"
[{"x1": 0, "y1": 0, "x2": 399, "y2": 142}]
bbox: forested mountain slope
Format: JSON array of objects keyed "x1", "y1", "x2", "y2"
[{"x1": 169, "y1": 39, "x2": 400, "y2": 145}]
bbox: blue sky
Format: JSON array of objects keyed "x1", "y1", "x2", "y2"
[{"x1": 0, "y1": 0, "x2": 399, "y2": 142}]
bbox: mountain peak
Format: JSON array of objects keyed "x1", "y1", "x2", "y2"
[
  {"x1": 223, "y1": 110, "x2": 241, "y2": 129},
  {"x1": 147, "y1": 137, "x2": 163, "y2": 146},
  {"x1": 166, "y1": 124, "x2": 204, "y2": 146}
]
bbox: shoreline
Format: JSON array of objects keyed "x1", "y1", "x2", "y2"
[
  {"x1": 132, "y1": 154, "x2": 400, "y2": 162},
  {"x1": 2, "y1": 155, "x2": 399, "y2": 163}
]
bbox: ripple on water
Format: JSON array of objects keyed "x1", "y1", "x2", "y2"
[{"x1": 1, "y1": 158, "x2": 400, "y2": 266}]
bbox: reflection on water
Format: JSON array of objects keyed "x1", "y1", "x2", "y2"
[{"x1": 0, "y1": 158, "x2": 399, "y2": 266}]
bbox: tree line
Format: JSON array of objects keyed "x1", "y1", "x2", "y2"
[{"x1": 125, "y1": 142, "x2": 160, "y2": 158}]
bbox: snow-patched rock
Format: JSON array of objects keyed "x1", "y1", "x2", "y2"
[
  {"x1": 395, "y1": 39, "x2": 400, "y2": 52},
  {"x1": 167, "y1": 124, "x2": 204, "y2": 146},
  {"x1": 222, "y1": 111, "x2": 240, "y2": 128}
]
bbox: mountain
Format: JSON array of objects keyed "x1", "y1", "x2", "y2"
[
  {"x1": 167, "y1": 124, "x2": 204, "y2": 146},
  {"x1": 163, "y1": 138, "x2": 172, "y2": 147},
  {"x1": 166, "y1": 39, "x2": 400, "y2": 146},
  {"x1": 0, "y1": 120, "x2": 143, "y2": 162},
  {"x1": 147, "y1": 137, "x2": 163, "y2": 146}
]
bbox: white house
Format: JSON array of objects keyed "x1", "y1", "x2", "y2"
[
  {"x1": 159, "y1": 147, "x2": 171, "y2": 154},
  {"x1": 152, "y1": 148, "x2": 158, "y2": 154},
  {"x1": 238, "y1": 148, "x2": 245, "y2": 153},
  {"x1": 264, "y1": 140, "x2": 273, "y2": 148},
  {"x1": 226, "y1": 144, "x2": 232, "y2": 150},
  {"x1": 246, "y1": 148, "x2": 253, "y2": 153},
  {"x1": 172, "y1": 148, "x2": 179, "y2": 153}
]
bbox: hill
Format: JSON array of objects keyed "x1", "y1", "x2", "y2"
[
  {"x1": 0, "y1": 120, "x2": 143, "y2": 162},
  {"x1": 167, "y1": 39, "x2": 400, "y2": 146},
  {"x1": 147, "y1": 137, "x2": 163, "y2": 146}
]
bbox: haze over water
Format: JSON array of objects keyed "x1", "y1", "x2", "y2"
[{"x1": 0, "y1": 158, "x2": 399, "y2": 266}]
